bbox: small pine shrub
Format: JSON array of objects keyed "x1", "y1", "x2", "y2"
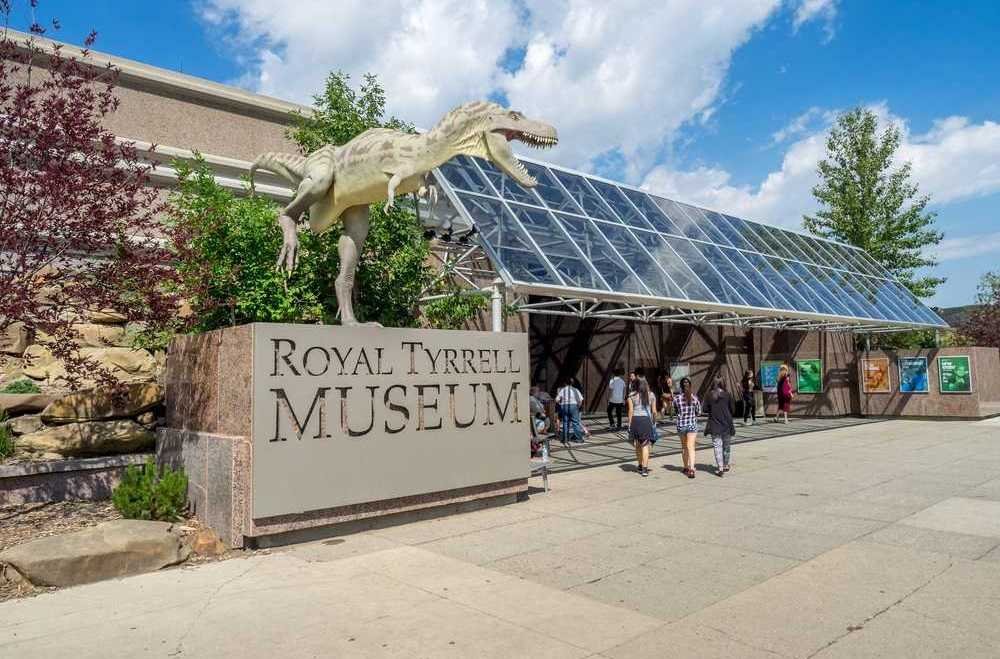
[
  {"x1": 112, "y1": 458, "x2": 188, "y2": 521},
  {"x1": 1, "y1": 379, "x2": 41, "y2": 394},
  {"x1": 0, "y1": 414, "x2": 13, "y2": 461}
]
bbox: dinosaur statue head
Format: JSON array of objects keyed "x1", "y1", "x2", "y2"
[{"x1": 432, "y1": 101, "x2": 558, "y2": 187}]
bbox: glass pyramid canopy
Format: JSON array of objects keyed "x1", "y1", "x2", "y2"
[{"x1": 430, "y1": 154, "x2": 947, "y2": 331}]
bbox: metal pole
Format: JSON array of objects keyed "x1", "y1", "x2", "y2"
[{"x1": 491, "y1": 279, "x2": 504, "y2": 333}]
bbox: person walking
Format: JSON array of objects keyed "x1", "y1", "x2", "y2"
[
  {"x1": 673, "y1": 377, "x2": 702, "y2": 478},
  {"x1": 556, "y1": 376, "x2": 586, "y2": 444},
  {"x1": 572, "y1": 377, "x2": 591, "y2": 438},
  {"x1": 775, "y1": 364, "x2": 793, "y2": 424},
  {"x1": 704, "y1": 378, "x2": 736, "y2": 477},
  {"x1": 627, "y1": 376, "x2": 658, "y2": 476},
  {"x1": 659, "y1": 373, "x2": 674, "y2": 423},
  {"x1": 740, "y1": 369, "x2": 756, "y2": 426},
  {"x1": 607, "y1": 367, "x2": 627, "y2": 431}
]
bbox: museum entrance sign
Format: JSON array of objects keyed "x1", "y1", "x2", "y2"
[
  {"x1": 252, "y1": 324, "x2": 529, "y2": 518},
  {"x1": 160, "y1": 323, "x2": 530, "y2": 547}
]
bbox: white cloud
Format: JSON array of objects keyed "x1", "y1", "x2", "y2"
[
  {"x1": 933, "y1": 231, "x2": 1000, "y2": 262},
  {"x1": 642, "y1": 105, "x2": 1000, "y2": 231},
  {"x1": 199, "y1": 1, "x2": 838, "y2": 174},
  {"x1": 792, "y1": 0, "x2": 838, "y2": 41}
]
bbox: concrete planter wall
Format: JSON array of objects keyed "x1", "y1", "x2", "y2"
[{"x1": 0, "y1": 453, "x2": 153, "y2": 505}]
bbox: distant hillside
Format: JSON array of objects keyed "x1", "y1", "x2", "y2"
[{"x1": 933, "y1": 305, "x2": 980, "y2": 327}]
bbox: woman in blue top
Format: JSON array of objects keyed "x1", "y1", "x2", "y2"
[{"x1": 673, "y1": 377, "x2": 702, "y2": 479}]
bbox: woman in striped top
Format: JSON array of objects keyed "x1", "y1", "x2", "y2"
[{"x1": 673, "y1": 377, "x2": 702, "y2": 479}]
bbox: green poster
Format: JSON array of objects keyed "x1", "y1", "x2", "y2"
[
  {"x1": 938, "y1": 355, "x2": 972, "y2": 393},
  {"x1": 796, "y1": 359, "x2": 823, "y2": 394}
]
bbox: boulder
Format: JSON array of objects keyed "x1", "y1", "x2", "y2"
[
  {"x1": 0, "y1": 393, "x2": 56, "y2": 416},
  {"x1": 136, "y1": 411, "x2": 157, "y2": 426},
  {"x1": 37, "y1": 323, "x2": 128, "y2": 348},
  {"x1": 19, "y1": 346, "x2": 157, "y2": 386},
  {"x1": 87, "y1": 347, "x2": 157, "y2": 375},
  {"x1": 20, "y1": 344, "x2": 57, "y2": 380},
  {"x1": 0, "y1": 322, "x2": 32, "y2": 356},
  {"x1": 87, "y1": 309, "x2": 127, "y2": 325},
  {"x1": 0, "y1": 519, "x2": 189, "y2": 587},
  {"x1": 41, "y1": 383, "x2": 164, "y2": 424},
  {"x1": 190, "y1": 528, "x2": 226, "y2": 557},
  {"x1": 9, "y1": 414, "x2": 43, "y2": 435},
  {"x1": 15, "y1": 420, "x2": 155, "y2": 459}
]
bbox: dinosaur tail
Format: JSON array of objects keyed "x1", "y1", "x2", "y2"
[{"x1": 248, "y1": 152, "x2": 308, "y2": 194}]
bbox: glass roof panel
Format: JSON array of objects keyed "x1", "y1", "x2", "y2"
[
  {"x1": 664, "y1": 236, "x2": 748, "y2": 307},
  {"x1": 453, "y1": 192, "x2": 562, "y2": 286},
  {"x1": 618, "y1": 188, "x2": 684, "y2": 235},
  {"x1": 688, "y1": 207, "x2": 736, "y2": 247},
  {"x1": 722, "y1": 247, "x2": 794, "y2": 310},
  {"x1": 550, "y1": 169, "x2": 619, "y2": 221},
  {"x1": 816, "y1": 267, "x2": 879, "y2": 319},
  {"x1": 712, "y1": 214, "x2": 754, "y2": 250},
  {"x1": 588, "y1": 179, "x2": 655, "y2": 230},
  {"x1": 652, "y1": 197, "x2": 713, "y2": 241},
  {"x1": 797, "y1": 263, "x2": 861, "y2": 318},
  {"x1": 506, "y1": 203, "x2": 610, "y2": 291},
  {"x1": 695, "y1": 242, "x2": 771, "y2": 308},
  {"x1": 779, "y1": 260, "x2": 844, "y2": 316},
  {"x1": 848, "y1": 273, "x2": 916, "y2": 323},
  {"x1": 728, "y1": 216, "x2": 775, "y2": 254},
  {"x1": 631, "y1": 230, "x2": 718, "y2": 302},
  {"x1": 522, "y1": 161, "x2": 583, "y2": 214},
  {"x1": 552, "y1": 212, "x2": 650, "y2": 295},
  {"x1": 591, "y1": 222, "x2": 687, "y2": 299},
  {"x1": 742, "y1": 221, "x2": 799, "y2": 260},
  {"x1": 437, "y1": 156, "x2": 492, "y2": 194},
  {"x1": 741, "y1": 251, "x2": 817, "y2": 313},
  {"x1": 475, "y1": 158, "x2": 541, "y2": 206}
]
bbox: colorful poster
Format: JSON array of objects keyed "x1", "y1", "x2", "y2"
[
  {"x1": 669, "y1": 362, "x2": 689, "y2": 383},
  {"x1": 898, "y1": 357, "x2": 929, "y2": 393},
  {"x1": 938, "y1": 355, "x2": 973, "y2": 394},
  {"x1": 796, "y1": 359, "x2": 823, "y2": 394},
  {"x1": 760, "y1": 362, "x2": 782, "y2": 393},
  {"x1": 861, "y1": 357, "x2": 892, "y2": 393}
]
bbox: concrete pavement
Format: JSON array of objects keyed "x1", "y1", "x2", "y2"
[{"x1": 2, "y1": 418, "x2": 1000, "y2": 657}]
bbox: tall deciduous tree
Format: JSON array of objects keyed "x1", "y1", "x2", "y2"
[
  {"x1": 960, "y1": 271, "x2": 1000, "y2": 348},
  {"x1": 0, "y1": 14, "x2": 177, "y2": 388},
  {"x1": 804, "y1": 107, "x2": 943, "y2": 298}
]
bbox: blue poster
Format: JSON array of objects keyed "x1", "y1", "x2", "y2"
[
  {"x1": 898, "y1": 357, "x2": 929, "y2": 393},
  {"x1": 760, "y1": 362, "x2": 781, "y2": 393}
]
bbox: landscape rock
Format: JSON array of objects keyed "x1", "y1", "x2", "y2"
[
  {"x1": 88, "y1": 347, "x2": 157, "y2": 375},
  {"x1": 0, "y1": 322, "x2": 32, "y2": 356},
  {"x1": 15, "y1": 420, "x2": 155, "y2": 459},
  {"x1": 20, "y1": 344, "x2": 57, "y2": 380},
  {"x1": 18, "y1": 345, "x2": 158, "y2": 386},
  {"x1": 37, "y1": 323, "x2": 128, "y2": 348},
  {"x1": 0, "y1": 519, "x2": 189, "y2": 587},
  {"x1": 0, "y1": 393, "x2": 56, "y2": 416},
  {"x1": 136, "y1": 411, "x2": 157, "y2": 426},
  {"x1": 87, "y1": 309, "x2": 128, "y2": 325},
  {"x1": 41, "y1": 383, "x2": 164, "y2": 424},
  {"x1": 9, "y1": 414, "x2": 43, "y2": 435},
  {"x1": 190, "y1": 528, "x2": 226, "y2": 557}
]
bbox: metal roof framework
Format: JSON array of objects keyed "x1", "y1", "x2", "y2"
[{"x1": 422, "y1": 154, "x2": 948, "y2": 334}]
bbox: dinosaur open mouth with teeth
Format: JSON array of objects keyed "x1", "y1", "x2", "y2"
[{"x1": 486, "y1": 126, "x2": 559, "y2": 188}]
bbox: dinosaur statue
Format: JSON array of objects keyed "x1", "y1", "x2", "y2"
[{"x1": 249, "y1": 100, "x2": 558, "y2": 327}]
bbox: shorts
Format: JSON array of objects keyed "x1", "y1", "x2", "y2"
[{"x1": 676, "y1": 423, "x2": 698, "y2": 434}]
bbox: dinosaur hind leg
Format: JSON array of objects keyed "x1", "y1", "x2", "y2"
[{"x1": 335, "y1": 205, "x2": 380, "y2": 327}]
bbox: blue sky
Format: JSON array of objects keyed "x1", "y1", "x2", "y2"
[{"x1": 10, "y1": 1, "x2": 1000, "y2": 308}]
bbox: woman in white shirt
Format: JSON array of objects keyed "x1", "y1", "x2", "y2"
[
  {"x1": 556, "y1": 376, "x2": 585, "y2": 445},
  {"x1": 627, "y1": 376, "x2": 658, "y2": 476}
]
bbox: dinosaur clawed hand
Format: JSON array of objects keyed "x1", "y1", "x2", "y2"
[
  {"x1": 417, "y1": 182, "x2": 439, "y2": 206},
  {"x1": 383, "y1": 198, "x2": 395, "y2": 213},
  {"x1": 275, "y1": 216, "x2": 300, "y2": 274}
]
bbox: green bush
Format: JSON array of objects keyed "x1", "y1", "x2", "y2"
[
  {"x1": 1, "y1": 379, "x2": 41, "y2": 394},
  {"x1": 112, "y1": 458, "x2": 188, "y2": 521},
  {"x1": 0, "y1": 414, "x2": 13, "y2": 461}
]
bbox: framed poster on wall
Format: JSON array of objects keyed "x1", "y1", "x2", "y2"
[
  {"x1": 898, "y1": 357, "x2": 929, "y2": 393},
  {"x1": 861, "y1": 357, "x2": 892, "y2": 393},
  {"x1": 796, "y1": 359, "x2": 823, "y2": 394},
  {"x1": 669, "y1": 362, "x2": 690, "y2": 383},
  {"x1": 938, "y1": 355, "x2": 973, "y2": 394},
  {"x1": 760, "y1": 362, "x2": 782, "y2": 393}
]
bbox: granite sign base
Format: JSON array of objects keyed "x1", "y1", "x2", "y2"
[{"x1": 158, "y1": 323, "x2": 530, "y2": 548}]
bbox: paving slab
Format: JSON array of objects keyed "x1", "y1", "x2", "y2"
[
  {"x1": 683, "y1": 541, "x2": 953, "y2": 657},
  {"x1": 860, "y1": 523, "x2": 1000, "y2": 560},
  {"x1": 899, "y1": 497, "x2": 1000, "y2": 538}
]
